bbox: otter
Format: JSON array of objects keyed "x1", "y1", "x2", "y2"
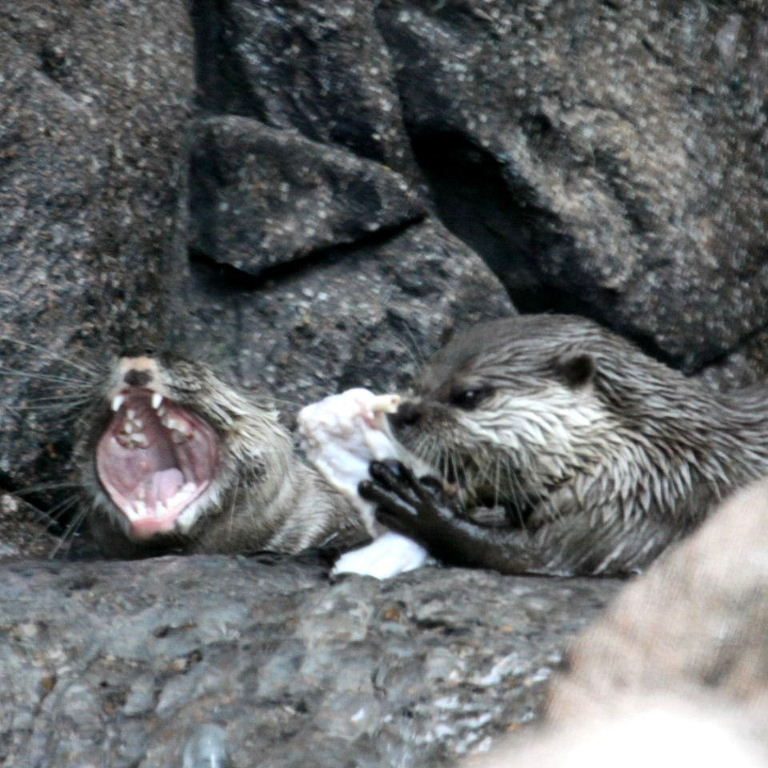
[
  {"x1": 75, "y1": 353, "x2": 365, "y2": 558},
  {"x1": 358, "y1": 314, "x2": 768, "y2": 576}
]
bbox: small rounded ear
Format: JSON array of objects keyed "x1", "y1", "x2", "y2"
[{"x1": 555, "y1": 353, "x2": 596, "y2": 389}]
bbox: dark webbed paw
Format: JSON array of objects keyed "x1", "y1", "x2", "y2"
[{"x1": 358, "y1": 460, "x2": 460, "y2": 545}]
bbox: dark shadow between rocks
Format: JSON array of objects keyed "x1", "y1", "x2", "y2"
[
  {"x1": 190, "y1": 0, "x2": 269, "y2": 119},
  {"x1": 406, "y1": 129, "x2": 683, "y2": 368}
]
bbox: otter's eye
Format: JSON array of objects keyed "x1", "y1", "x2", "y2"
[{"x1": 449, "y1": 388, "x2": 492, "y2": 410}]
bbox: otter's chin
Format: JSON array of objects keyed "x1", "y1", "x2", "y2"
[{"x1": 96, "y1": 389, "x2": 220, "y2": 540}]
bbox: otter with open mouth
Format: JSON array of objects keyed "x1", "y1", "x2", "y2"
[
  {"x1": 76, "y1": 353, "x2": 364, "y2": 558},
  {"x1": 359, "y1": 314, "x2": 768, "y2": 576}
]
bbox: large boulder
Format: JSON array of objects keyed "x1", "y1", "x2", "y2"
[
  {"x1": 375, "y1": 0, "x2": 768, "y2": 377},
  {"x1": 0, "y1": 556, "x2": 618, "y2": 767},
  {"x1": 0, "y1": 1, "x2": 194, "y2": 499}
]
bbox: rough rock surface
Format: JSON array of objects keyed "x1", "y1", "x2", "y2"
[
  {"x1": 376, "y1": 0, "x2": 768, "y2": 375},
  {"x1": 0, "y1": 0, "x2": 194, "y2": 498},
  {"x1": 190, "y1": 115, "x2": 426, "y2": 273},
  {"x1": 0, "y1": 556, "x2": 618, "y2": 767}
]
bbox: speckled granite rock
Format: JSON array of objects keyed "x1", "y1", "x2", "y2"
[
  {"x1": 0, "y1": 494, "x2": 60, "y2": 560},
  {"x1": 189, "y1": 115, "x2": 426, "y2": 272},
  {"x1": 0, "y1": 0, "x2": 194, "y2": 497},
  {"x1": 192, "y1": 0, "x2": 418, "y2": 175},
  {"x1": 0, "y1": 556, "x2": 619, "y2": 767},
  {"x1": 376, "y1": 0, "x2": 768, "y2": 375}
]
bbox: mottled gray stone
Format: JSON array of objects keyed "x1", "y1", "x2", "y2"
[
  {"x1": 189, "y1": 115, "x2": 425, "y2": 272},
  {"x1": 0, "y1": 555, "x2": 618, "y2": 767},
  {"x1": 192, "y1": 0, "x2": 418, "y2": 175},
  {"x1": 0, "y1": 1, "x2": 194, "y2": 497},
  {"x1": 376, "y1": 0, "x2": 768, "y2": 373}
]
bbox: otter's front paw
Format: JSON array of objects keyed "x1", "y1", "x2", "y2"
[{"x1": 358, "y1": 461, "x2": 459, "y2": 545}]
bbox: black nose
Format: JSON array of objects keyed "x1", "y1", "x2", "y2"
[
  {"x1": 124, "y1": 369, "x2": 152, "y2": 387},
  {"x1": 390, "y1": 401, "x2": 422, "y2": 429}
]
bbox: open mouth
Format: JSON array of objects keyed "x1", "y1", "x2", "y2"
[{"x1": 96, "y1": 390, "x2": 219, "y2": 540}]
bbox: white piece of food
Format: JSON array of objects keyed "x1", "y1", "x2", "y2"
[
  {"x1": 331, "y1": 531, "x2": 431, "y2": 580},
  {"x1": 297, "y1": 388, "x2": 433, "y2": 579}
]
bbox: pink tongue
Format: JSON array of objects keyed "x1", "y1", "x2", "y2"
[{"x1": 152, "y1": 468, "x2": 184, "y2": 503}]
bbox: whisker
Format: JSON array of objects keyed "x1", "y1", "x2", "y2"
[
  {"x1": 0, "y1": 336, "x2": 100, "y2": 378},
  {"x1": 49, "y1": 502, "x2": 89, "y2": 559},
  {"x1": 11, "y1": 391, "x2": 93, "y2": 404},
  {"x1": 0, "y1": 368, "x2": 94, "y2": 387},
  {"x1": 44, "y1": 494, "x2": 82, "y2": 524},
  {"x1": 8, "y1": 398, "x2": 91, "y2": 414},
  {"x1": 11, "y1": 481, "x2": 81, "y2": 496}
]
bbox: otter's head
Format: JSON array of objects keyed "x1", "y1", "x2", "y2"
[
  {"x1": 78, "y1": 352, "x2": 284, "y2": 545},
  {"x1": 389, "y1": 314, "x2": 694, "y2": 513}
]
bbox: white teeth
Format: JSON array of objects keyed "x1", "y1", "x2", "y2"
[
  {"x1": 111, "y1": 394, "x2": 126, "y2": 412},
  {"x1": 151, "y1": 393, "x2": 163, "y2": 410},
  {"x1": 134, "y1": 500, "x2": 147, "y2": 516},
  {"x1": 162, "y1": 414, "x2": 193, "y2": 442},
  {"x1": 127, "y1": 409, "x2": 136, "y2": 420},
  {"x1": 124, "y1": 422, "x2": 135, "y2": 435}
]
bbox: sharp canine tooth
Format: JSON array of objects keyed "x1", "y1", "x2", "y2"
[
  {"x1": 127, "y1": 409, "x2": 136, "y2": 420},
  {"x1": 151, "y1": 393, "x2": 163, "y2": 410},
  {"x1": 111, "y1": 395, "x2": 125, "y2": 412}
]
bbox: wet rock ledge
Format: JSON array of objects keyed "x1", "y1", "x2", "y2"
[{"x1": 0, "y1": 555, "x2": 618, "y2": 767}]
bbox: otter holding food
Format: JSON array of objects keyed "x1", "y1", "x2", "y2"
[
  {"x1": 76, "y1": 353, "x2": 365, "y2": 558},
  {"x1": 297, "y1": 388, "x2": 434, "y2": 579},
  {"x1": 358, "y1": 314, "x2": 768, "y2": 576}
]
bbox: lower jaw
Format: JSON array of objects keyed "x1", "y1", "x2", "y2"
[{"x1": 128, "y1": 514, "x2": 182, "y2": 540}]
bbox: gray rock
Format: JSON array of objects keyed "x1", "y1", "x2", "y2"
[
  {"x1": 0, "y1": 555, "x2": 618, "y2": 767},
  {"x1": 192, "y1": 0, "x2": 418, "y2": 175},
  {"x1": 0, "y1": 493, "x2": 60, "y2": 559},
  {"x1": 189, "y1": 115, "x2": 426, "y2": 272},
  {"x1": 376, "y1": 0, "x2": 768, "y2": 373},
  {"x1": 0, "y1": 0, "x2": 194, "y2": 496}
]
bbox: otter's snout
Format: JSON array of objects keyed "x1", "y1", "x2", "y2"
[{"x1": 390, "y1": 401, "x2": 422, "y2": 429}]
